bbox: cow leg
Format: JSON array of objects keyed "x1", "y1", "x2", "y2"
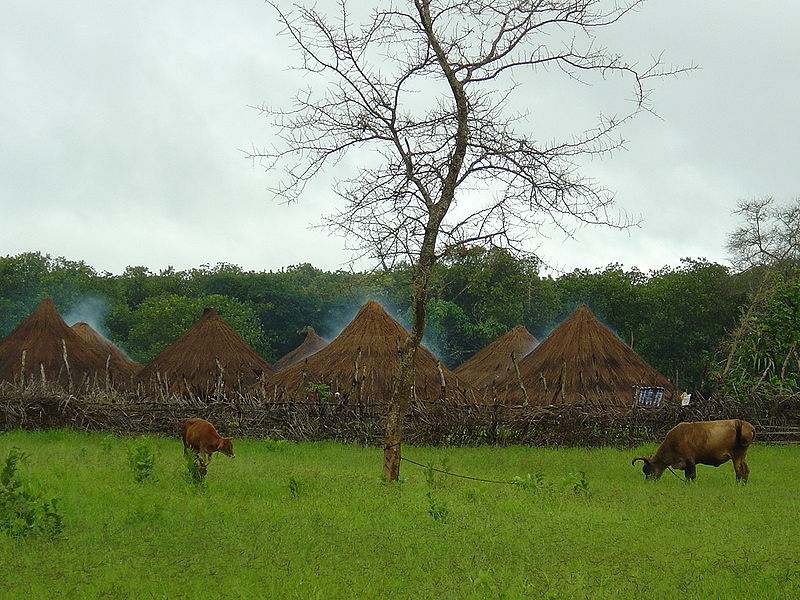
[
  {"x1": 734, "y1": 458, "x2": 749, "y2": 483},
  {"x1": 683, "y1": 462, "x2": 696, "y2": 482}
]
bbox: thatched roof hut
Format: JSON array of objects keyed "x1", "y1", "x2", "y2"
[
  {"x1": 263, "y1": 300, "x2": 478, "y2": 405},
  {"x1": 71, "y1": 322, "x2": 142, "y2": 377},
  {"x1": 454, "y1": 325, "x2": 538, "y2": 391},
  {"x1": 136, "y1": 307, "x2": 274, "y2": 397},
  {"x1": 0, "y1": 297, "x2": 130, "y2": 386},
  {"x1": 497, "y1": 304, "x2": 674, "y2": 410},
  {"x1": 273, "y1": 327, "x2": 329, "y2": 371}
]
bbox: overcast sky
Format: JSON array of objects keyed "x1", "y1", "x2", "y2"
[{"x1": 1, "y1": 1, "x2": 797, "y2": 277}]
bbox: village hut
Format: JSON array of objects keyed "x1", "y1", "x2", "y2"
[
  {"x1": 263, "y1": 300, "x2": 478, "y2": 405},
  {"x1": 136, "y1": 307, "x2": 274, "y2": 397},
  {"x1": 0, "y1": 297, "x2": 129, "y2": 387},
  {"x1": 454, "y1": 325, "x2": 538, "y2": 393},
  {"x1": 71, "y1": 322, "x2": 142, "y2": 377},
  {"x1": 272, "y1": 327, "x2": 329, "y2": 371},
  {"x1": 497, "y1": 304, "x2": 674, "y2": 410}
]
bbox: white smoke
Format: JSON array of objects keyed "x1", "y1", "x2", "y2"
[{"x1": 62, "y1": 295, "x2": 111, "y2": 337}]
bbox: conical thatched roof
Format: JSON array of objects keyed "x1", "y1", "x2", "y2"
[
  {"x1": 498, "y1": 304, "x2": 673, "y2": 409},
  {"x1": 0, "y1": 297, "x2": 129, "y2": 386},
  {"x1": 136, "y1": 308, "x2": 274, "y2": 397},
  {"x1": 454, "y1": 325, "x2": 538, "y2": 391},
  {"x1": 273, "y1": 327, "x2": 329, "y2": 371},
  {"x1": 71, "y1": 322, "x2": 142, "y2": 377},
  {"x1": 263, "y1": 300, "x2": 477, "y2": 405}
]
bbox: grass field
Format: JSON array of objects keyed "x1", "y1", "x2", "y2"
[{"x1": 0, "y1": 429, "x2": 798, "y2": 599}]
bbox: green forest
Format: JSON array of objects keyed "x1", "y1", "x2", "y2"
[{"x1": 1, "y1": 239, "x2": 797, "y2": 400}]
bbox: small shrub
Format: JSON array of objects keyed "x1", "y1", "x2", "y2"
[
  {"x1": 126, "y1": 436, "x2": 156, "y2": 483},
  {"x1": 305, "y1": 381, "x2": 332, "y2": 402},
  {"x1": 511, "y1": 472, "x2": 550, "y2": 491},
  {"x1": 183, "y1": 453, "x2": 206, "y2": 489},
  {"x1": 424, "y1": 455, "x2": 451, "y2": 488},
  {"x1": 0, "y1": 448, "x2": 64, "y2": 539},
  {"x1": 425, "y1": 491, "x2": 450, "y2": 522},
  {"x1": 262, "y1": 438, "x2": 288, "y2": 452},
  {"x1": 562, "y1": 471, "x2": 589, "y2": 496},
  {"x1": 287, "y1": 474, "x2": 301, "y2": 498}
]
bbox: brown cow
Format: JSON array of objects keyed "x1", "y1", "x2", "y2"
[
  {"x1": 632, "y1": 419, "x2": 755, "y2": 482},
  {"x1": 182, "y1": 418, "x2": 235, "y2": 475}
]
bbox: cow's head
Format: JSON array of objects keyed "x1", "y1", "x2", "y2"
[
  {"x1": 218, "y1": 437, "x2": 235, "y2": 458},
  {"x1": 631, "y1": 456, "x2": 663, "y2": 479}
]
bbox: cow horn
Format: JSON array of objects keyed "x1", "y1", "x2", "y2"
[{"x1": 631, "y1": 456, "x2": 650, "y2": 466}]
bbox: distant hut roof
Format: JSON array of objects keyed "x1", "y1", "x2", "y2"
[
  {"x1": 273, "y1": 327, "x2": 329, "y2": 371},
  {"x1": 264, "y1": 300, "x2": 477, "y2": 404},
  {"x1": 0, "y1": 297, "x2": 128, "y2": 386},
  {"x1": 498, "y1": 304, "x2": 673, "y2": 409},
  {"x1": 454, "y1": 325, "x2": 538, "y2": 391},
  {"x1": 136, "y1": 308, "x2": 274, "y2": 397},
  {"x1": 71, "y1": 322, "x2": 142, "y2": 377}
]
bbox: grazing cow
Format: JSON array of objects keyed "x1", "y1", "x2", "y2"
[
  {"x1": 632, "y1": 419, "x2": 755, "y2": 482},
  {"x1": 182, "y1": 418, "x2": 235, "y2": 475}
]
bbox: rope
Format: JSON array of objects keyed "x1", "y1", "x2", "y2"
[
  {"x1": 667, "y1": 466, "x2": 684, "y2": 480},
  {"x1": 399, "y1": 456, "x2": 520, "y2": 485},
  {"x1": 384, "y1": 442, "x2": 518, "y2": 484}
]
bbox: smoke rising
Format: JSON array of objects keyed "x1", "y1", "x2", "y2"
[{"x1": 62, "y1": 295, "x2": 111, "y2": 338}]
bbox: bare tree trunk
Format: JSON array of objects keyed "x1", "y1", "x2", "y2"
[{"x1": 383, "y1": 221, "x2": 442, "y2": 481}]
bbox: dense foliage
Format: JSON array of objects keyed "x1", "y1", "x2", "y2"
[
  {"x1": 0, "y1": 250, "x2": 753, "y2": 391},
  {"x1": 711, "y1": 271, "x2": 800, "y2": 398}
]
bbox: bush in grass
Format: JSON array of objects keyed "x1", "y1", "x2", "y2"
[
  {"x1": 562, "y1": 471, "x2": 589, "y2": 496},
  {"x1": 424, "y1": 456, "x2": 451, "y2": 489},
  {"x1": 183, "y1": 452, "x2": 207, "y2": 490},
  {"x1": 0, "y1": 448, "x2": 64, "y2": 539},
  {"x1": 262, "y1": 438, "x2": 288, "y2": 452},
  {"x1": 511, "y1": 472, "x2": 550, "y2": 491},
  {"x1": 425, "y1": 491, "x2": 450, "y2": 522},
  {"x1": 287, "y1": 474, "x2": 301, "y2": 498},
  {"x1": 126, "y1": 436, "x2": 156, "y2": 483}
]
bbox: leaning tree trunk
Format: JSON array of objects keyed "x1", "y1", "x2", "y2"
[
  {"x1": 383, "y1": 248, "x2": 434, "y2": 481},
  {"x1": 382, "y1": 0, "x2": 469, "y2": 482}
]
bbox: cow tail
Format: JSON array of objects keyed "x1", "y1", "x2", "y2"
[{"x1": 735, "y1": 419, "x2": 754, "y2": 447}]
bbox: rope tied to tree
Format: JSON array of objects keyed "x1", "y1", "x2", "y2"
[{"x1": 398, "y1": 455, "x2": 521, "y2": 485}]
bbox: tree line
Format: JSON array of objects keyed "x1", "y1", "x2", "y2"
[{"x1": 0, "y1": 248, "x2": 767, "y2": 393}]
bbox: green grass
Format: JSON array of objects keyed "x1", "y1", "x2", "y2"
[{"x1": 0, "y1": 429, "x2": 798, "y2": 599}]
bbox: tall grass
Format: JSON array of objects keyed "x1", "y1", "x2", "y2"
[{"x1": 0, "y1": 429, "x2": 797, "y2": 599}]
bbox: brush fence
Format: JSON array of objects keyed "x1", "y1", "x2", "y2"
[{"x1": 3, "y1": 383, "x2": 799, "y2": 446}]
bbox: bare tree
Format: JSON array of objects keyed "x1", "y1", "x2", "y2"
[
  {"x1": 727, "y1": 196, "x2": 800, "y2": 272},
  {"x1": 249, "y1": 0, "x2": 688, "y2": 480}
]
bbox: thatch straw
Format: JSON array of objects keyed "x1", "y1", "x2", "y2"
[
  {"x1": 263, "y1": 300, "x2": 479, "y2": 404},
  {"x1": 273, "y1": 327, "x2": 329, "y2": 370},
  {"x1": 454, "y1": 325, "x2": 538, "y2": 391},
  {"x1": 497, "y1": 304, "x2": 674, "y2": 410},
  {"x1": 0, "y1": 298, "x2": 130, "y2": 387},
  {"x1": 136, "y1": 307, "x2": 274, "y2": 397},
  {"x1": 71, "y1": 322, "x2": 142, "y2": 377}
]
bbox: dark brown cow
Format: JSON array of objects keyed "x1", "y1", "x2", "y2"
[
  {"x1": 632, "y1": 419, "x2": 755, "y2": 482},
  {"x1": 182, "y1": 418, "x2": 235, "y2": 475}
]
